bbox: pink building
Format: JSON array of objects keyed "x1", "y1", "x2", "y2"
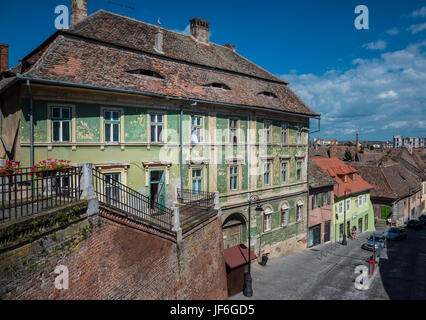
[{"x1": 308, "y1": 160, "x2": 336, "y2": 247}]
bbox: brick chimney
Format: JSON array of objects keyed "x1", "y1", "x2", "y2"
[
  {"x1": 71, "y1": 0, "x2": 87, "y2": 26},
  {"x1": 0, "y1": 44, "x2": 8, "y2": 73},
  {"x1": 356, "y1": 133, "x2": 359, "y2": 151},
  {"x1": 224, "y1": 43, "x2": 236, "y2": 52},
  {"x1": 190, "y1": 17, "x2": 210, "y2": 43}
]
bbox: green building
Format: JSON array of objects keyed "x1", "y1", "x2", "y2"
[
  {"x1": 312, "y1": 158, "x2": 376, "y2": 241},
  {"x1": 0, "y1": 10, "x2": 319, "y2": 258}
]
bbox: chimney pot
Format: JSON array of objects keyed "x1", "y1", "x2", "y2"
[
  {"x1": 0, "y1": 44, "x2": 9, "y2": 74},
  {"x1": 189, "y1": 17, "x2": 210, "y2": 43},
  {"x1": 71, "y1": 0, "x2": 87, "y2": 26}
]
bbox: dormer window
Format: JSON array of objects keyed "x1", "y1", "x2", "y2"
[
  {"x1": 353, "y1": 174, "x2": 356, "y2": 181},
  {"x1": 258, "y1": 91, "x2": 277, "y2": 98},
  {"x1": 127, "y1": 69, "x2": 163, "y2": 79},
  {"x1": 344, "y1": 175, "x2": 347, "y2": 183},
  {"x1": 204, "y1": 82, "x2": 231, "y2": 90}
]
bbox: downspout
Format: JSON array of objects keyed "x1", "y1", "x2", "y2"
[
  {"x1": 179, "y1": 102, "x2": 197, "y2": 193},
  {"x1": 306, "y1": 117, "x2": 321, "y2": 247},
  {"x1": 26, "y1": 80, "x2": 34, "y2": 167}
]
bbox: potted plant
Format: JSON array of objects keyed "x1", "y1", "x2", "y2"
[
  {"x1": 31, "y1": 159, "x2": 71, "y2": 177},
  {"x1": 0, "y1": 160, "x2": 20, "y2": 177}
]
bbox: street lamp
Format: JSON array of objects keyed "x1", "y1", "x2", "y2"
[
  {"x1": 243, "y1": 194, "x2": 263, "y2": 297},
  {"x1": 342, "y1": 188, "x2": 351, "y2": 246}
]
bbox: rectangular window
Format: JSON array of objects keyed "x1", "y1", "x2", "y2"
[
  {"x1": 191, "y1": 116, "x2": 202, "y2": 143},
  {"x1": 150, "y1": 113, "x2": 163, "y2": 143},
  {"x1": 264, "y1": 121, "x2": 271, "y2": 144},
  {"x1": 364, "y1": 194, "x2": 367, "y2": 206},
  {"x1": 229, "y1": 119, "x2": 238, "y2": 144},
  {"x1": 323, "y1": 192, "x2": 327, "y2": 207},
  {"x1": 297, "y1": 125, "x2": 303, "y2": 144},
  {"x1": 281, "y1": 123, "x2": 287, "y2": 144},
  {"x1": 313, "y1": 194, "x2": 317, "y2": 208},
  {"x1": 192, "y1": 169, "x2": 202, "y2": 194},
  {"x1": 365, "y1": 215, "x2": 368, "y2": 230},
  {"x1": 359, "y1": 195, "x2": 363, "y2": 207},
  {"x1": 104, "y1": 172, "x2": 121, "y2": 205},
  {"x1": 346, "y1": 198, "x2": 351, "y2": 212},
  {"x1": 264, "y1": 162, "x2": 271, "y2": 186},
  {"x1": 230, "y1": 166, "x2": 238, "y2": 191},
  {"x1": 51, "y1": 107, "x2": 71, "y2": 142},
  {"x1": 339, "y1": 201, "x2": 343, "y2": 215},
  {"x1": 296, "y1": 161, "x2": 302, "y2": 181},
  {"x1": 281, "y1": 162, "x2": 287, "y2": 184},
  {"x1": 327, "y1": 191, "x2": 331, "y2": 205},
  {"x1": 339, "y1": 223, "x2": 344, "y2": 238},
  {"x1": 355, "y1": 198, "x2": 358, "y2": 208},
  {"x1": 104, "y1": 110, "x2": 120, "y2": 143}
]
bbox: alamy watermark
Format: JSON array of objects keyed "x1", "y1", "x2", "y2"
[
  {"x1": 54, "y1": 265, "x2": 69, "y2": 290},
  {"x1": 354, "y1": 5, "x2": 369, "y2": 30}
]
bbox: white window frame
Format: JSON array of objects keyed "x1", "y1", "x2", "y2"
[
  {"x1": 264, "y1": 209, "x2": 272, "y2": 232},
  {"x1": 359, "y1": 195, "x2": 363, "y2": 207},
  {"x1": 346, "y1": 198, "x2": 351, "y2": 212},
  {"x1": 51, "y1": 106, "x2": 71, "y2": 142},
  {"x1": 191, "y1": 115, "x2": 203, "y2": 144},
  {"x1": 229, "y1": 165, "x2": 239, "y2": 191},
  {"x1": 297, "y1": 201, "x2": 303, "y2": 221},
  {"x1": 281, "y1": 206, "x2": 289, "y2": 227},
  {"x1": 104, "y1": 109, "x2": 121, "y2": 143},
  {"x1": 229, "y1": 118, "x2": 238, "y2": 144},
  {"x1": 296, "y1": 161, "x2": 302, "y2": 181},
  {"x1": 281, "y1": 123, "x2": 288, "y2": 145},
  {"x1": 264, "y1": 121, "x2": 271, "y2": 144},
  {"x1": 150, "y1": 113, "x2": 164, "y2": 143},
  {"x1": 281, "y1": 161, "x2": 287, "y2": 184},
  {"x1": 339, "y1": 201, "x2": 343, "y2": 215},
  {"x1": 264, "y1": 162, "x2": 272, "y2": 186}
]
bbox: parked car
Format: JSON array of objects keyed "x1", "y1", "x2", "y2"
[
  {"x1": 384, "y1": 227, "x2": 407, "y2": 241},
  {"x1": 419, "y1": 215, "x2": 426, "y2": 225},
  {"x1": 361, "y1": 234, "x2": 386, "y2": 251},
  {"x1": 406, "y1": 220, "x2": 424, "y2": 230}
]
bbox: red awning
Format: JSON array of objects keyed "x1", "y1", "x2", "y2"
[{"x1": 224, "y1": 244, "x2": 258, "y2": 269}]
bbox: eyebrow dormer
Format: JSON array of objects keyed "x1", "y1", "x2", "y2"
[
  {"x1": 204, "y1": 82, "x2": 231, "y2": 90},
  {"x1": 126, "y1": 69, "x2": 163, "y2": 79},
  {"x1": 258, "y1": 91, "x2": 277, "y2": 98}
]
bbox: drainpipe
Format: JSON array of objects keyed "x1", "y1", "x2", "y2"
[
  {"x1": 179, "y1": 102, "x2": 197, "y2": 194},
  {"x1": 306, "y1": 117, "x2": 321, "y2": 247},
  {"x1": 26, "y1": 80, "x2": 34, "y2": 167}
]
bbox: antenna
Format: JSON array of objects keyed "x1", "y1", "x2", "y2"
[{"x1": 108, "y1": 0, "x2": 136, "y2": 15}]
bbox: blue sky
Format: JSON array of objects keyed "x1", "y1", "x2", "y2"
[{"x1": 1, "y1": 0, "x2": 425, "y2": 141}]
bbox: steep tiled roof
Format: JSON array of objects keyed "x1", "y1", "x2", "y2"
[
  {"x1": 312, "y1": 158, "x2": 374, "y2": 198},
  {"x1": 351, "y1": 162, "x2": 422, "y2": 200},
  {"x1": 0, "y1": 10, "x2": 318, "y2": 117},
  {"x1": 309, "y1": 160, "x2": 336, "y2": 189}
]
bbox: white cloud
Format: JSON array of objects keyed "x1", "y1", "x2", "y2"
[
  {"x1": 408, "y1": 22, "x2": 426, "y2": 34},
  {"x1": 363, "y1": 40, "x2": 387, "y2": 50},
  {"x1": 378, "y1": 90, "x2": 398, "y2": 99},
  {"x1": 280, "y1": 42, "x2": 426, "y2": 140},
  {"x1": 386, "y1": 27, "x2": 399, "y2": 35},
  {"x1": 174, "y1": 24, "x2": 190, "y2": 35},
  {"x1": 411, "y1": 6, "x2": 426, "y2": 18}
]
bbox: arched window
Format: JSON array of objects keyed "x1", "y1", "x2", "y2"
[
  {"x1": 296, "y1": 200, "x2": 304, "y2": 221},
  {"x1": 263, "y1": 208, "x2": 273, "y2": 232},
  {"x1": 281, "y1": 203, "x2": 289, "y2": 227}
]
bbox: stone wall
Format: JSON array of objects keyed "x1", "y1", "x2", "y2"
[{"x1": 0, "y1": 207, "x2": 227, "y2": 300}]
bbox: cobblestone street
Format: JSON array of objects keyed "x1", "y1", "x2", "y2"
[{"x1": 230, "y1": 225, "x2": 426, "y2": 300}]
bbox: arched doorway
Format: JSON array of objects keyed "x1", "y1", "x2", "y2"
[{"x1": 222, "y1": 213, "x2": 247, "y2": 249}]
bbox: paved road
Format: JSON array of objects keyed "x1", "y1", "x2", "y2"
[{"x1": 230, "y1": 225, "x2": 426, "y2": 300}]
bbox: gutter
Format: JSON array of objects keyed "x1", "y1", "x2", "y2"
[{"x1": 14, "y1": 74, "x2": 320, "y2": 120}]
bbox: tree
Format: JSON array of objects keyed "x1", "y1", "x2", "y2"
[{"x1": 343, "y1": 149, "x2": 354, "y2": 161}]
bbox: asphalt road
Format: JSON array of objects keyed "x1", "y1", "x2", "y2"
[{"x1": 230, "y1": 224, "x2": 426, "y2": 300}]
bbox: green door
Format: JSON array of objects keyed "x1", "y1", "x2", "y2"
[{"x1": 149, "y1": 170, "x2": 166, "y2": 207}]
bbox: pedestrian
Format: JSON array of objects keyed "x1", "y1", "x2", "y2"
[{"x1": 387, "y1": 218, "x2": 392, "y2": 227}]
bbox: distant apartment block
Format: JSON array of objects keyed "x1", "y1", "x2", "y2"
[{"x1": 393, "y1": 135, "x2": 426, "y2": 149}]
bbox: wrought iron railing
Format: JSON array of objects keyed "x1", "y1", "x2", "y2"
[
  {"x1": 92, "y1": 168, "x2": 174, "y2": 231},
  {"x1": 0, "y1": 166, "x2": 82, "y2": 222},
  {"x1": 177, "y1": 188, "x2": 215, "y2": 209}
]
